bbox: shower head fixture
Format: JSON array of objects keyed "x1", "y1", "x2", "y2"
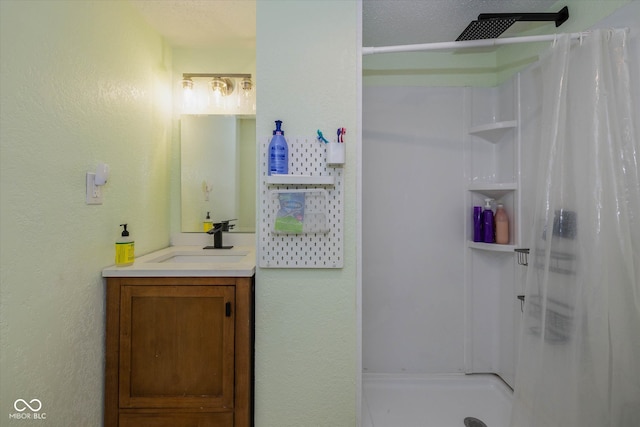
[
  {"x1": 456, "y1": 17, "x2": 519, "y2": 42},
  {"x1": 456, "y1": 6, "x2": 569, "y2": 41}
]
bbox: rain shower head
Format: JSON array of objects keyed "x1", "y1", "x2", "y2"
[
  {"x1": 456, "y1": 6, "x2": 569, "y2": 41},
  {"x1": 456, "y1": 17, "x2": 519, "y2": 41}
]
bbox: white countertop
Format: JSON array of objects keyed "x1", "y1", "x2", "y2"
[{"x1": 102, "y1": 245, "x2": 256, "y2": 278}]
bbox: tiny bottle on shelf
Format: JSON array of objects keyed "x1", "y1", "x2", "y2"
[
  {"x1": 482, "y1": 199, "x2": 495, "y2": 243},
  {"x1": 495, "y1": 203, "x2": 509, "y2": 244},
  {"x1": 473, "y1": 206, "x2": 483, "y2": 242}
]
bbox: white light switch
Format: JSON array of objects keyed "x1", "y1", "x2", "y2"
[{"x1": 86, "y1": 172, "x2": 103, "y2": 205}]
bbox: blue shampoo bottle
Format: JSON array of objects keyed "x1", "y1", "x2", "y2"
[
  {"x1": 482, "y1": 198, "x2": 495, "y2": 243},
  {"x1": 268, "y1": 120, "x2": 288, "y2": 175}
]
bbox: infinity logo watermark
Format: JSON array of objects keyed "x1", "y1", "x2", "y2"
[
  {"x1": 14, "y1": 399, "x2": 42, "y2": 412},
  {"x1": 9, "y1": 399, "x2": 46, "y2": 420}
]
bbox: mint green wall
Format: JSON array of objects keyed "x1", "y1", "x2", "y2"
[
  {"x1": 364, "y1": 0, "x2": 632, "y2": 88},
  {"x1": 255, "y1": 1, "x2": 359, "y2": 426},
  {"x1": 0, "y1": 1, "x2": 172, "y2": 424},
  {"x1": 364, "y1": 49, "x2": 500, "y2": 87}
]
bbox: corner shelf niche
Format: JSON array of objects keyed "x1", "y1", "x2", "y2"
[
  {"x1": 469, "y1": 120, "x2": 517, "y2": 143},
  {"x1": 468, "y1": 184, "x2": 517, "y2": 247}
]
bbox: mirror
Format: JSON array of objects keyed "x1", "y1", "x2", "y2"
[{"x1": 180, "y1": 115, "x2": 256, "y2": 233}]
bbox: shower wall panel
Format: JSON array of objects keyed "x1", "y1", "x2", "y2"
[{"x1": 362, "y1": 86, "x2": 467, "y2": 374}]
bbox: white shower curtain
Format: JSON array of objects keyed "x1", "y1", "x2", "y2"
[{"x1": 511, "y1": 29, "x2": 640, "y2": 427}]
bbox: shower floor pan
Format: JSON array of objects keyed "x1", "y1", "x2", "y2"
[{"x1": 362, "y1": 373, "x2": 512, "y2": 427}]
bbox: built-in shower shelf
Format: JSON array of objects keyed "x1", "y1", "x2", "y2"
[
  {"x1": 468, "y1": 182, "x2": 517, "y2": 199},
  {"x1": 469, "y1": 120, "x2": 517, "y2": 143},
  {"x1": 468, "y1": 241, "x2": 516, "y2": 252}
]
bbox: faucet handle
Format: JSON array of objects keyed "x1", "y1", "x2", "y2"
[
  {"x1": 219, "y1": 219, "x2": 237, "y2": 231},
  {"x1": 204, "y1": 221, "x2": 234, "y2": 250},
  {"x1": 206, "y1": 223, "x2": 224, "y2": 235}
]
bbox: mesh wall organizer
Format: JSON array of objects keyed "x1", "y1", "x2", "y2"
[
  {"x1": 259, "y1": 136, "x2": 344, "y2": 268},
  {"x1": 270, "y1": 189, "x2": 329, "y2": 234}
]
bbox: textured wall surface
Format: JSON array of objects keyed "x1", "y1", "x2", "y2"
[
  {"x1": 0, "y1": 1, "x2": 172, "y2": 424},
  {"x1": 255, "y1": 1, "x2": 359, "y2": 426}
]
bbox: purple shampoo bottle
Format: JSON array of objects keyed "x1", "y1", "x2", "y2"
[
  {"x1": 482, "y1": 199, "x2": 494, "y2": 243},
  {"x1": 473, "y1": 206, "x2": 483, "y2": 242}
]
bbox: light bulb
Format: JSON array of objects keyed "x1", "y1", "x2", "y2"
[{"x1": 181, "y1": 78, "x2": 195, "y2": 110}]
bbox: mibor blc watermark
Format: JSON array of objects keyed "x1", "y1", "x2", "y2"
[{"x1": 9, "y1": 399, "x2": 46, "y2": 420}]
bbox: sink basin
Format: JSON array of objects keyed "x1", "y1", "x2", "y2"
[
  {"x1": 147, "y1": 250, "x2": 250, "y2": 264},
  {"x1": 102, "y1": 245, "x2": 256, "y2": 277},
  {"x1": 162, "y1": 254, "x2": 247, "y2": 263}
]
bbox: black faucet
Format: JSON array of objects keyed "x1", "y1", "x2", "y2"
[{"x1": 204, "y1": 219, "x2": 236, "y2": 249}]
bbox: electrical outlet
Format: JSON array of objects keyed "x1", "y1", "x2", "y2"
[{"x1": 86, "y1": 172, "x2": 103, "y2": 205}]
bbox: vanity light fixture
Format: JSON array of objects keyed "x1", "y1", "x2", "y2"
[
  {"x1": 182, "y1": 73, "x2": 251, "y2": 96},
  {"x1": 181, "y1": 73, "x2": 253, "y2": 113}
]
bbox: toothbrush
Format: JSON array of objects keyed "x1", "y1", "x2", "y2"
[
  {"x1": 338, "y1": 127, "x2": 346, "y2": 143},
  {"x1": 316, "y1": 129, "x2": 329, "y2": 144}
]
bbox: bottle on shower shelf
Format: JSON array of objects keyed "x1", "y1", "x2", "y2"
[
  {"x1": 473, "y1": 206, "x2": 483, "y2": 242},
  {"x1": 495, "y1": 203, "x2": 509, "y2": 244},
  {"x1": 482, "y1": 198, "x2": 495, "y2": 243}
]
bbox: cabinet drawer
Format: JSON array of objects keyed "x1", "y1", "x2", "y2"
[{"x1": 119, "y1": 412, "x2": 233, "y2": 427}]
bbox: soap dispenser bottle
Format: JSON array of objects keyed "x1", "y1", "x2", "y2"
[
  {"x1": 482, "y1": 199, "x2": 495, "y2": 243},
  {"x1": 495, "y1": 203, "x2": 509, "y2": 244},
  {"x1": 268, "y1": 120, "x2": 288, "y2": 176},
  {"x1": 203, "y1": 211, "x2": 213, "y2": 232},
  {"x1": 115, "y1": 224, "x2": 135, "y2": 266}
]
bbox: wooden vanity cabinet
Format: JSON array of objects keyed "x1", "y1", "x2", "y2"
[{"x1": 105, "y1": 276, "x2": 254, "y2": 427}]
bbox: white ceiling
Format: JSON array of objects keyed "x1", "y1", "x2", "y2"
[
  {"x1": 129, "y1": 0, "x2": 256, "y2": 48},
  {"x1": 130, "y1": 0, "x2": 562, "y2": 48}
]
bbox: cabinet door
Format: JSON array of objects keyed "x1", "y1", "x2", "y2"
[{"x1": 119, "y1": 285, "x2": 235, "y2": 410}]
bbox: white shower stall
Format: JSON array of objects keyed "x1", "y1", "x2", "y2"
[
  {"x1": 362, "y1": 76, "x2": 521, "y2": 427},
  {"x1": 361, "y1": 4, "x2": 640, "y2": 427}
]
